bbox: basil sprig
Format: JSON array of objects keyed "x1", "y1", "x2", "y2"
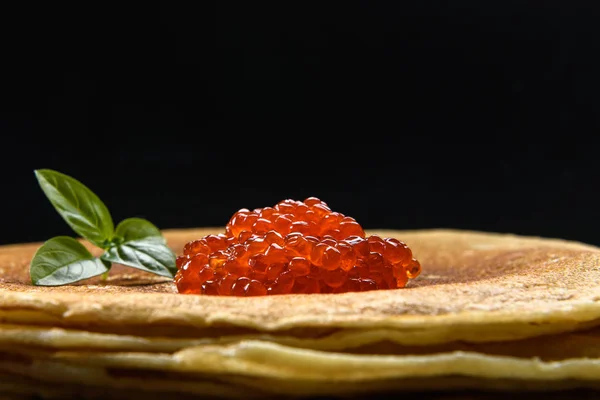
[{"x1": 30, "y1": 169, "x2": 176, "y2": 286}]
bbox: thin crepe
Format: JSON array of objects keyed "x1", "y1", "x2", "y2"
[
  {"x1": 1, "y1": 229, "x2": 600, "y2": 345},
  {"x1": 3, "y1": 323, "x2": 600, "y2": 358},
  {"x1": 1, "y1": 365, "x2": 597, "y2": 399},
  {"x1": 3, "y1": 340, "x2": 600, "y2": 396}
]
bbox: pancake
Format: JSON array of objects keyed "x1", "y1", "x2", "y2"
[
  {"x1": 1, "y1": 362, "x2": 598, "y2": 399},
  {"x1": 0, "y1": 228, "x2": 599, "y2": 344},
  {"x1": 2, "y1": 228, "x2": 600, "y2": 397},
  {"x1": 2, "y1": 322, "x2": 600, "y2": 357},
  {"x1": 3, "y1": 340, "x2": 600, "y2": 396}
]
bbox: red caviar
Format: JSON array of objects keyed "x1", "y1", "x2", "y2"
[{"x1": 175, "y1": 198, "x2": 421, "y2": 296}]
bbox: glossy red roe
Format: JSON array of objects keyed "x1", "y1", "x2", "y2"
[{"x1": 175, "y1": 197, "x2": 420, "y2": 296}]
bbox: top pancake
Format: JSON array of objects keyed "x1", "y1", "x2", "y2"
[{"x1": 1, "y1": 228, "x2": 600, "y2": 341}]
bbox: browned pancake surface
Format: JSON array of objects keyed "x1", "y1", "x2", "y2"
[{"x1": 0, "y1": 228, "x2": 599, "y2": 332}]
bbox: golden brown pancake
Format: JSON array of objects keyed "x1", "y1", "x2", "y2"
[
  {"x1": 2, "y1": 341, "x2": 600, "y2": 397},
  {"x1": 2, "y1": 322, "x2": 600, "y2": 360},
  {"x1": 2, "y1": 228, "x2": 600, "y2": 397},
  {"x1": 1, "y1": 228, "x2": 600, "y2": 343}
]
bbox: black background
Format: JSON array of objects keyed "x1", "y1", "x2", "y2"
[{"x1": 1, "y1": 2, "x2": 599, "y2": 246}]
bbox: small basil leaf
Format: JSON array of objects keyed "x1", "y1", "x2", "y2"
[
  {"x1": 113, "y1": 217, "x2": 166, "y2": 244},
  {"x1": 101, "y1": 240, "x2": 176, "y2": 278},
  {"x1": 34, "y1": 169, "x2": 114, "y2": 247},
  {"x1": 30, "y1": 236, "x2": 110, "y2": 286}
]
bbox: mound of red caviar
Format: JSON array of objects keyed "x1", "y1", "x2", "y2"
[{"x1": 174, "y1": 198, "x2": 421, "y2": 296}]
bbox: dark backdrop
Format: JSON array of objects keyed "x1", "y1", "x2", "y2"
[{"x1": 1, "y1": 2, "x2": 599, "y2": 246}]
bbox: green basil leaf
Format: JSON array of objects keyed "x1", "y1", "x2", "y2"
[
  {"x1": 34, "y1": 169, "x2": 114, "y2": 247},
  {"x1": 113, "y1": 217, "x2": 166, "y2": 244},
  {"x1": 30, "y1": 236, "x2": 110, "y2": 286},
  {"x1": 102, "y1": 217, "x2": 174, "y2": 277},
  {"x1": 101, "y1": 240, "x2": 176, "y2": 278}
]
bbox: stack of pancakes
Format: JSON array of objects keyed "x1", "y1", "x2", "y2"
[{"x1": 1, "y1": 228, "x2": 600, "y2": 399}]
